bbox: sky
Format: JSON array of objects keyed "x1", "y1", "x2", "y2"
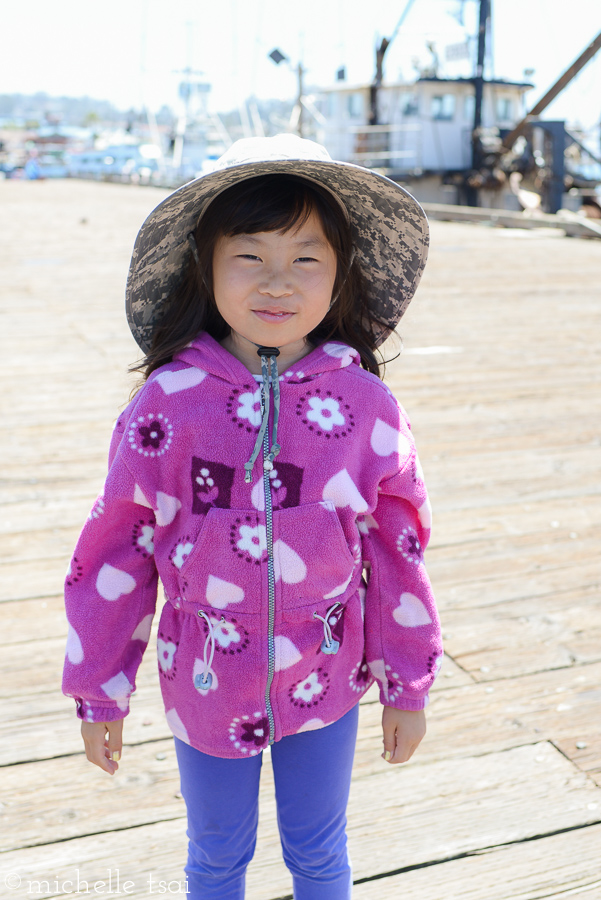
[{"x1": 2, "y1": 0, "x2": 600, "y2": 139}]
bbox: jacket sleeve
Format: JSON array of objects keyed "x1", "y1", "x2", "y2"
[
  {"x1": 62, "y1": 415, "x2": 159, "y2": 724},
  {"x1": 361, "y1": 436, "x2": 442, "y2": 711}
]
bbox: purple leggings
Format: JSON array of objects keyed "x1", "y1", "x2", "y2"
[{"x1": 174, "y1": 703, "x2": 359, "y2": 899}]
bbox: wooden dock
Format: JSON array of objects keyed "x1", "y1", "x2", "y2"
[{"x1": 1, "y1": 179, "x2": 600, "y2": 899}]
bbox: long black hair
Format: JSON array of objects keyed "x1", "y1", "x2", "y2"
[{"x1": 132, "y1": 174, "x2": 392, "y2": 382}]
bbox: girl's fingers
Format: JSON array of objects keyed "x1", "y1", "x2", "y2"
[
  {"x1": 390, "y1": 737, "x2": 417, "y2": 764},
  {"x1": 106, "y1": 719, "x2": 123, "y2": 765},
  {"x1": 81, "y1": 720, "x2": 123, "y2": 775},
  {"x1": 381, "y1": 707, "x2": 426, "y2": 765},
  {"x1": 381, "y1": 720, "x2": 397, "y2": 763}
]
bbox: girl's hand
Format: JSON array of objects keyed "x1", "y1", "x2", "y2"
[
  {"x1": 381, "y1": 706, "x2": 426, "y2": 764},
  {"x1": 81, "y1": 719, "x2": 123, "y2": 775}
]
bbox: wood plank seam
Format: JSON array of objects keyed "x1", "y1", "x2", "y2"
[{"x1": 350, "y1": 820, "x2": 601, "y2": 886}]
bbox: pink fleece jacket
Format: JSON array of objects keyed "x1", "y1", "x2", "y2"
[{"x1": 63, "y1": 333, "x2": 442, "y2": 757}]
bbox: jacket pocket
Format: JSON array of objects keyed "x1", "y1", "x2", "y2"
[
  {"x1": 176, "y1": 507, "x2": 266, "y2": 616},
  {"x1": 272, "y1": 500, "x2": 357, "y2": 610}
]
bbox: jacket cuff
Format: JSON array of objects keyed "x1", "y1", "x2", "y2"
[
  {"x1": 379, "y1": 689, "x2": 429, "y2": 711},
  {"x1": 74, "y1": 698, "x2": 129, "y2": 723}
]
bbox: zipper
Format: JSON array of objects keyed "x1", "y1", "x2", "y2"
[{"x1": 262, "y1": 393, "x2": 276, "y2": 745}]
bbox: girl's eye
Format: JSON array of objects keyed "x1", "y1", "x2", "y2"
[
  {"x1": 295, "y1": 256, "x2": 318, "y2": 263},
  {"x1": 238, "y1": 254, "x2": 261, "y2": 261}
]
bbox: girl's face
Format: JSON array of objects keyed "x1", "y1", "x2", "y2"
[{"x1": 212, "y1": 209, "x2": 337, "y2": 372}]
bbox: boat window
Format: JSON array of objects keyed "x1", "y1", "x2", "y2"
[
  {"x1": 431, "y1": 94, "x2": 455, "y2": 121},
  {"x1": 347, "y1": 93, "x2": 363, "y2": 118},
  {"x1": 496, "y1": 97, "x2": 513, "y2": 121},
  {"x1": 464, "y1": 95, "x2": 475, "y2": 122},
  {"x1": 402, "y1": 94, "x2": 419, "y2": 116}
]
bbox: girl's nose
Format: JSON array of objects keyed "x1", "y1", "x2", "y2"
[{"x1": 258, "y1": 267, "x2": 293, "y2": 298}]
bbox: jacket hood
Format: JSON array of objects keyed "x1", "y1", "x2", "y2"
[{"x1": 173, "y1": 332, "x2": 362, "y2": 385}]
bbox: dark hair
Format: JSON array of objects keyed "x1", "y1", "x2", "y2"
[{"x1": 132, "y1": 174, "x2": 392, "y2": 382}]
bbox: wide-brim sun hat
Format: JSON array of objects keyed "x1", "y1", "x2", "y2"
[{"x1": 126, "y1": 134, "x2": 429, "y2": 353}]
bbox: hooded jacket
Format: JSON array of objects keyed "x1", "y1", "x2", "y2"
[{"x1": 63, "y1": 333, "x2": 442, "y2": 758}]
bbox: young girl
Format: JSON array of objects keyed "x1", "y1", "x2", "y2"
[{"x1": 63, "y1": 133, "x2": 442, "y2": 899}]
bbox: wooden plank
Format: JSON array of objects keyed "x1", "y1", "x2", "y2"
[
  {"x1": 0, "y1": 738, "x2": 185, "y2": 853},
  {"x1": 2, "y1": 186, "x2": 601, "y2": 898},
  {"x1": 1, "y1": 743, "x2": 599, "y2": 899},
  {"x1": 441, "y1": 584, "x2": 601, "y2": 679},
  {"x1": 356, "y1": 661, "x2": 601, "y2": 780},
  {"x1": 353, "y1": 823, "x2": 601, "y2": 900},
  {"x1": 429, "y1": 556, "x2": 601, "y2": 613},
  {"x1": 2, "y1": 596, "x2": 68, "y2": 643}
]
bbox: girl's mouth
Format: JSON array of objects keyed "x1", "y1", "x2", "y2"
[{"x1": 252, "y1": 309, "x2": 295, "y2": 322}]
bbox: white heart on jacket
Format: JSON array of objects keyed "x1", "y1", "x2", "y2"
[
  {"x1": 101, "y1": 671, "x2": 133, "y2": 710},
  {"x1": 66, "y1": 623, "x2": 84, "y2": 664},
  {"x1": 134, "y1": 484, "x2": 153, "y2": 508},
  {"x1": 418, "y1": 498, "x2": 432, "y2": 529},
  {"x1": 323, "y1": 571, "x2": 353, "y2": 599},
  {"x1": 393, "y1": 592, "x2": 432, "y2": 628},
  {"x1": 132, "y1": 614, "x2": 153, "y2": 643},
  {"x1": 166, "y1": 708, "x2": 189, "y2": 743},
  {"x1": 273, "y1": 540, "x2": 307, "y2": 584},
  {"x1": 96, "y1": 564, "x2": 136, "y2": 601},
  {"x1": 370, "y1": 418, "x2": 411, "y2": 460},
  {"x1": 154, "y1": 492, "x2": 182, "y2": 526},
  {"x1": 155, "y1": 368, "x2": 207, "y2": 395},
  {"x1": 323, "y1": 469, "x2": 368, "y2": 513},
  {"x1": 274, "y1": 635, "x2": 302, "y2": 670},
  {"x1": 206, "y1": 575, "x2": 244, "y2": 609}
]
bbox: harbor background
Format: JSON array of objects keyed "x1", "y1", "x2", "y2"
[
  {"x1": 2, "y1": 2, "x2": 601, "y2": 212},
  {"x1": 1, "y1": 178, "x2": 600, "y2": 897}
]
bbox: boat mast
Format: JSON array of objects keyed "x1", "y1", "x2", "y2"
[
  {"x1": 369, "y1": 0, "x2": 417, "y2": 126},
  {"x1": 501, "y1": 30, "x2": 601, "y2": 151},
  {"x1": 468, "y1": 0, "x2": 490, "y2": 205}
]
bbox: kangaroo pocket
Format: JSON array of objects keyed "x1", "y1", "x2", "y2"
[
  {"x1": 272, "y1": 500, "x2": 357, "y2": 610},
  {"x1": 176, "y1": 507, "x2": 267, "y2": 616}
]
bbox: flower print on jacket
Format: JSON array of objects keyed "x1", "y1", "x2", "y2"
[
  {"x1": 170, "y1": 537, "x2": 194, "y2": 570},
  {"x1": 368, "y1": 659, "x2": 403, "y2": 704},
  {"x1": 251, "y1": 462, "x2": 304, "y2": 511},
  {"x1": 132, "y1": 519, "x2": 155, "y2": 558},
  {"x1": 199, "y1": 615, "x2": 251, "y2": 655},
  {"x1": 66, "y1": 557, "x2": 83, "y2": 586},
  {"x1": 307, "y1": 396, "x2": 345, "y2": 431},
  {"x1": 238, "y1": 525, "x2": 266, "y2": 559},
  {"x1": 191, "y1": 458, "x2": 235, "y2": 515},
  {"x1": 396, "y1": 527, "x2": 423, "y2": 565},
  {"x1": 349, "y1": 655, "x2": 371, "y2": 694},
  {"x1": 128, "y1": 413, "x2": 173, "y2": 457},
  {"x1": 230, "y1": 516, "x2": 267, "y2": 564},
  {"x1": 226, "y1": 386, "x2": 262, "y2": 432},
  {"x1": 88, "y1": 494, "x2": 105, "y2": 520},
  {"x1": 296, "y1": 388, "x2": 355, "y2": 439},
  {"x1": 289, "y1": 668, "x2": 331, "y2": 708},
  {"x1": 158, "y1": 632, "x2": 178, "y2": 681},
  {"x1": 229, "y1": 712, "x2": 270, "y2": 755}
]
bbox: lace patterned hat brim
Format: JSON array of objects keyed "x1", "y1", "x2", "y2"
[{"x1": 126, "y1": 136, "x2": 429, "y2": 353}]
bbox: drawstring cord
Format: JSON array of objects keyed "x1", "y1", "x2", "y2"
[
  {"x1": 313, "y1": 602, "x2": 341, "y2": 655},
  {"x1": 244, "y1": 347, "x2": 281, "y2": 483},
  {"x1": 195, "y1": 610, "x2": 217, "y2": 690}
]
